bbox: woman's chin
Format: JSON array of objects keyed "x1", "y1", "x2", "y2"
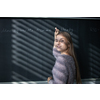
[{"x1": 57, "y1": 48, "x2": 61, "y2": 51}]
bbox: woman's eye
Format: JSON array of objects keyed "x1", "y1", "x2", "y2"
[
  {"x1": 55, "y1": 39, "x2": 58, "y2": 42},
  {"x1": 60, "y1": 40, "x2": 64, "y2": 42}
]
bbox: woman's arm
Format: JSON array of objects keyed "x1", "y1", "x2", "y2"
[
  {"x1": 53, "y1": 27, "x2": 61, "y2": 58},
  {"x1": 47, "y1": 28, "x2": 60, "y2": 82},
  {"x1": 53, "y1": 27, "x2": 59, "y2": 48}
]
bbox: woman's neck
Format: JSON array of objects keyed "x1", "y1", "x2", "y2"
[{"x1": 61, "y1": 52, "x2": 70, "y2": 56}]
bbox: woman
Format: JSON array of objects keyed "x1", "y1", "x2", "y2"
[{"x1": 47, "y1": 27, "x2": 82, "y2": 84}]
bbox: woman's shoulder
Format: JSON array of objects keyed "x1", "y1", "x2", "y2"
[
  {"x1": 59, "y1": 53, "x2": 73, "y2": 59},
  {"x1": 53, "y1": 47, "x2": 61, "y2": 58},
  {"x1": 57, "y1": 54, "x2": 74, "y2": 64},
  {"x1": 53, "y1": 48, "x2": 74, "y2": 62},
  {"x1": 53, "y1": 47, "x2": 60, "y2": 53}
]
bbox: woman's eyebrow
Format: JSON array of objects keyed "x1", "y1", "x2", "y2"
[
  {"x1": 56, "y1": 38, "x2": 65, "y2": 40},
  {"x1": 60, "y1": 38, "x2": 65, "y2": 40}
]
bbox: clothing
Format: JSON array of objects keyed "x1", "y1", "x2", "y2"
[{"x1": 49, "y1": 47, "x2": 76, "y2": 84}]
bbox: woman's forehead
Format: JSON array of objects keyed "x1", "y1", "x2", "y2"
[{"x1": 57, "y1": 34, "x2": 67, "y2": 40}]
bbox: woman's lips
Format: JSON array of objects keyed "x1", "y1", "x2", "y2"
[{"x1": 57, "y1": 46, "x2": 61, "y2": 49}]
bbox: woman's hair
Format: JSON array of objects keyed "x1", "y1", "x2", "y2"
[{"x1": 57, "y1": 31, "x2": 82, "y2": 84}]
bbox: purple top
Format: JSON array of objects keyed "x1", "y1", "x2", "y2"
[{"x1": 49, "y1": 47, "x2": 76, "y2": 84}]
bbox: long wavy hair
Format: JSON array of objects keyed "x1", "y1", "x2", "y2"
[{"x1": 57, "y1": 31, "x2": 82, "y2": 84}]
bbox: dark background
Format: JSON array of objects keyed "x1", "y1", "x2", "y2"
[{"x1": 0, "y1": 18, "x2": 100, "y2": 82}]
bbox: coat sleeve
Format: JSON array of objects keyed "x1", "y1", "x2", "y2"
[{"x1": 48, "y1": 56, "x2": 69, "y2": 84}]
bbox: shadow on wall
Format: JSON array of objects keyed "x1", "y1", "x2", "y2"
[
  {"x1": 11, "y1": 19, "x2": 79, "y2": 82},
  {"x1": 89, "y1": 44, "x2": 100, "y2": 78}
]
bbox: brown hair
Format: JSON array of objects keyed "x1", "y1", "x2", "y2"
[{"x1": 57, "y1": 31, "x2": 82, "y2": 84}]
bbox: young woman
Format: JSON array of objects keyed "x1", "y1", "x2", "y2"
[{"x1": 47, "y1": 27, "x2": 82, "y2": 84}]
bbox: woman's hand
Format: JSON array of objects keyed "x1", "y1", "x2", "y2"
[
  {"x1": 54, "y1": 27, "x2": 59, "y2": 36},
  {"x1": 47, "y1": 76, "x2": 52, "y2": 83}
]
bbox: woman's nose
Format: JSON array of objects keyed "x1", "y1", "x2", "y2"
[{"x1": 57, "y1": 41, "x2": 60, "y2": 45}]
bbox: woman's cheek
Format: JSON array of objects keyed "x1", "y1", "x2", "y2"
[
  {"x1": 55, "y1": 43, "x2": 58, "y2": 47},
  {"x1": 62, "y1": 44, "x2": 67, "y2": 49},
  {"x1": 54, "y1": 42, "x2": 57, "y2": 46},
  {"x1": 61, "y1": 43, "x2": 65, "y2": 47}
]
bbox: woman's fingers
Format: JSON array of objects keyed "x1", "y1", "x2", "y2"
[
  {"x1": 55, "y1": 27, "x2": 59, "y2": 35},
  {"x1": 55, "y1": 27, "x2": 58, "y2": 32},
  {"x1": 55, "y1": 27, "x2": 57, "y2": 31},
  {"x1": 47, "y1": 76, "x2": 52, "y2": 82}
]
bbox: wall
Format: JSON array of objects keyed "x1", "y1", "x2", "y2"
[{"x1": 0, "y1": 18, "x2": 100, "y2": 82}]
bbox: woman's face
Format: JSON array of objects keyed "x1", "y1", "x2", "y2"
[{"x1": 55, "y1": 34, "x2": 69, "y2": 53}]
